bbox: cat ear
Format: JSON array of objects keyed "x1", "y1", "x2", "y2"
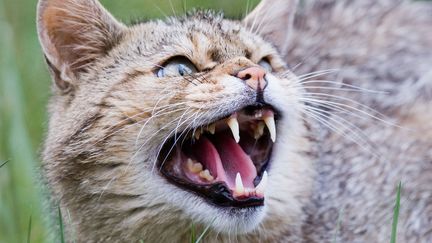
[
  {"x1": 37, "y1": 0, "x2": 125, "y2": 91},
  {"x1": 244, "y1": 0, "x2": 298, "y2": 54}
]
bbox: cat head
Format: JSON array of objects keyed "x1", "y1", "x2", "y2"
[{"x1": 38, "y1": 0, "x2": 312, "y2": 239}]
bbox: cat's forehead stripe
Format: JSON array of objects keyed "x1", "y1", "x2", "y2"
[{"x1": 189, "y1": 32, "x2": 214, "y2": 68}]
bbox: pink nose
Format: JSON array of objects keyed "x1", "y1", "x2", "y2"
[{"x1": 236, "y1": 66, "x2": 267, "y2": 91}]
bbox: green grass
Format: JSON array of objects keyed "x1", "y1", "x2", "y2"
[
  {"x1": 0, "y1": 0, "x2": 258, "y2": 242},
  {"x1": 0, "y1": 160, "x2": 9, "y2": 168},
  {"x1": 390, "y1": 182, "x2": 402, "y2": 243},
  {"x1": 190, "y1": 218, "x2": 215, "y2": 243},
  {"x1": 27, "y1": 214, "x2": 32, "y2": 243},
  {"x1": 332, "y1": 208, "x2": 344, "y2": 243},
  {"x1": 58, "y1": 206, "x2": 65, "y2": 243}
]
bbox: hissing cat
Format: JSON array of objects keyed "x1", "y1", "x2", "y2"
[{"x1": 37, "y1": 0, "x2": 432, "y2": 242}]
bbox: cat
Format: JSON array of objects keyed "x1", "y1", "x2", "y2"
[{"x1": 37, "y1": 0, "x2": 432, "y2": 242}]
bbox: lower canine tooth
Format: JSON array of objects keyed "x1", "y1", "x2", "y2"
[
  {"x1": 234, "y1": 172, "x2": 245, "y2": 197},
  {"x1": 255, "y1": 171, "x2": 268, "y2": 197},
  {"x1": 199, "y1": 169, "x2": 214, "y2": 181}
]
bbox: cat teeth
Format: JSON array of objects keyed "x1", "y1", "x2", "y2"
[
  {"x1": 193, "y1": 124, "x2": 215, "y2": 139},
  {"x1": 234, "y1": 172, "x2": 245, "y2": 197},
  {"x1": 264, "y1": 113, "x2": 276, "y2": 142},
  {"x1": 187, "y1": 159, "x2": 214, "y2": 182},
  {"x1": 233, "y1": 171, "x2": 268, "y2": 198},
  {"x1": 227, "y1": 114, "x2": 240, "y2": 143},
  {"x1": 199, "y1": 169, "x2": 214, "y2": 182},
  {"x1": 194, "y1": 128, "x2": 201, "y2": 140},
  {"x1": 254, "y1": 121, "x2": 265, "y2": 140},
  {"x1": 255, "y1": 171, "x2": 268, "y2": 197},
  {"x1": 254, "y1": 110, "x2": 263, "y2": 119},
  {"x1": 207, "y1": 123, "x2": 216, "y2": 135},
  {"x1": 187, "y1": 158, "x2": 203, "y2": 173}
]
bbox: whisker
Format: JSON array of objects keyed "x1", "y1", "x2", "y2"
[
  {"x1": 297, "y1": 80, "x2": 389, "y2": 94},
  {"x1": 295, "y1": 69, "x2": 340, "y2": 81},
  {"x1": 153, "y1": 109, "x2": 201, "y2": 172},
  {"x1": 85, "y1": 102, "x2": 186, "y2": 147},
  {"x1": 301, "y1": 97, "x2": 378, "y2": 122},
  {"x1": 301, "y1": 93, "x2": 400, "y2": 128},
  {"x1": 134, "y1": 108, "x2": 192, "y2": 159},
  {"x1": 303, "y1": 108, "x2": 380, "y2": 157},
  {"x1": 135, "y1": 106, "x2": 190, "y2": 145}
]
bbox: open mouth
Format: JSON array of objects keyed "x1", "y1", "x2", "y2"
[{"x1": 159, "y1": 105, "x2": 278, "y2": 208}]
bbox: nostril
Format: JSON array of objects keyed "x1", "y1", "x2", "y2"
[{"x1": 242, "y1": 74, "x2": 252, "y2": 81}]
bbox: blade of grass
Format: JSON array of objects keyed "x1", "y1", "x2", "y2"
[
  {"x1": 332, "y1": 208, "x2": 344, "y2": 243},
  {"x1": 58, "y1": 206, "x2": 65, "y2": 243},
  {"x1": 27, "y1": 214, "x2": 32, "y2": 243},
  {"x1": 195, "y1": 218, "x2": 216, "y2": 243},
  {"x1": 190, "y1": 222, "x2": 196, "y2": 243},
  {"x1": 390, "y1": 182, "x2": 402, "y2": 243},
  {"x1": 0, "y1": 160, "x2": 9, "y2": 168}
]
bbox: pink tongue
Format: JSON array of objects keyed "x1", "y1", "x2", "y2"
[
  {"x1": 212, "y1": 133, "x2": 257, "y2": 188},
  {"x1": 188, "y1": 136, "x2": 257, "y2": 189},
  {"x1": 190, "y1": 138, "x2": 227, "y2": 183}
]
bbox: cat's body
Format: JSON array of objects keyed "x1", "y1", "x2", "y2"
[
  {"x1": 37, "y1": 0, "x2": 432, "y2": 242},
  {"x1": 288, "y1": 1, "x2": 432, "y2": 242}
]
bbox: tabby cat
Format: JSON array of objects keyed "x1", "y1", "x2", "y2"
[{"x1": 37, "y1": 0, "x2": 432, "y2": 242}]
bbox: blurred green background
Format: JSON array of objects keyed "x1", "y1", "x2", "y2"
[{"x1": 0, "y1": 0, "x2": 258, "y2": 242}]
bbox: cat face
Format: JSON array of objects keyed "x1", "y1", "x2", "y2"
[{"x1": 38, "y1": 0, "x2": 312, "y2": 239}]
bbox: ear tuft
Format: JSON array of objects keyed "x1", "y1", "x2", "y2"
[
  {"x1": 37, "y1": 0, "x2": 125, "y2": 90},
  {"x1": 244, "y1": 0, "x2": 298, "y2": 54}
]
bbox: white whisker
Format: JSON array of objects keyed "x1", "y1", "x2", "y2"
[{"x1": 301, "y1": 93, "x2": 400, "y2": 128}]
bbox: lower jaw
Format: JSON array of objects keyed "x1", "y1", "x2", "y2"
[
  {"x1": 161, "y1": 174, "x2": 266, "y2": 208},
  {"x1": 160, "y1": 141, "x2": 271, "y2": 208}
]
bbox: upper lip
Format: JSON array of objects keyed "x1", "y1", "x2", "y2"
[{"x1": 158, "y1": 103, "x2": 279, "y2": 208}]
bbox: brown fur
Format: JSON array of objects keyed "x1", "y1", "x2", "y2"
[{"x1": 37, "y1": 0, "x2": 432, "y2": 242}]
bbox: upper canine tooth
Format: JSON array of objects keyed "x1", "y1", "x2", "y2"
[
  {"x1": 207, "y1": 123, "x2": 216, "y2": 134},
  {"x1": 255, "y1": 171, "x2": 268, "y2": 197},
  {"x1": 227, "y1": 115, "x2": 240, "y2": 143},
  {"x1": 234, "y1": 172, "x2": 245, "y2": 197},
  {"x1": 199, "y1": 169, "x2": 214, "y2": 181},
  {"x1": 263, "y1": 114, "x2": 276, "y2": 142},
  {"x1": 254, "y1": 121, "x2": 265, "y2": 139}
]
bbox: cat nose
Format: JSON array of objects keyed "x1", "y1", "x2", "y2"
[{"x1": 236, "y1": 66, "x2": 267, "y2": 92}]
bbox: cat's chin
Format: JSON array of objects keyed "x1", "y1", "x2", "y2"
[
  {"x1": 184, "y1": 201, "x2": 267, "y2": 234},
  {"x1": 210, "y1": 207, "x2": 266, "y2": 234}
]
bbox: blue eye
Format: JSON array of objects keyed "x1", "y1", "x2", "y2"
[
  {"x1": 258, "y1": 59, "x2": 273, "y2": 72},
  {"x1": 177, "y1": 64, "x2": 191, "y2": 76},
  {"x1": 157, "y1": 68, "x2": 165, "y2": 77},
  {"x1": 157, "y1": 57, "x2": 197, "y2": 78}
]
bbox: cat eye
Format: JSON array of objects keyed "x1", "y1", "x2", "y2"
[
  {"x1": 157, "y1": 57, "x2": 198, "y2": 78},
  {"x1": 258, "y1": 58, "x2": 273, "y2": 72}
]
